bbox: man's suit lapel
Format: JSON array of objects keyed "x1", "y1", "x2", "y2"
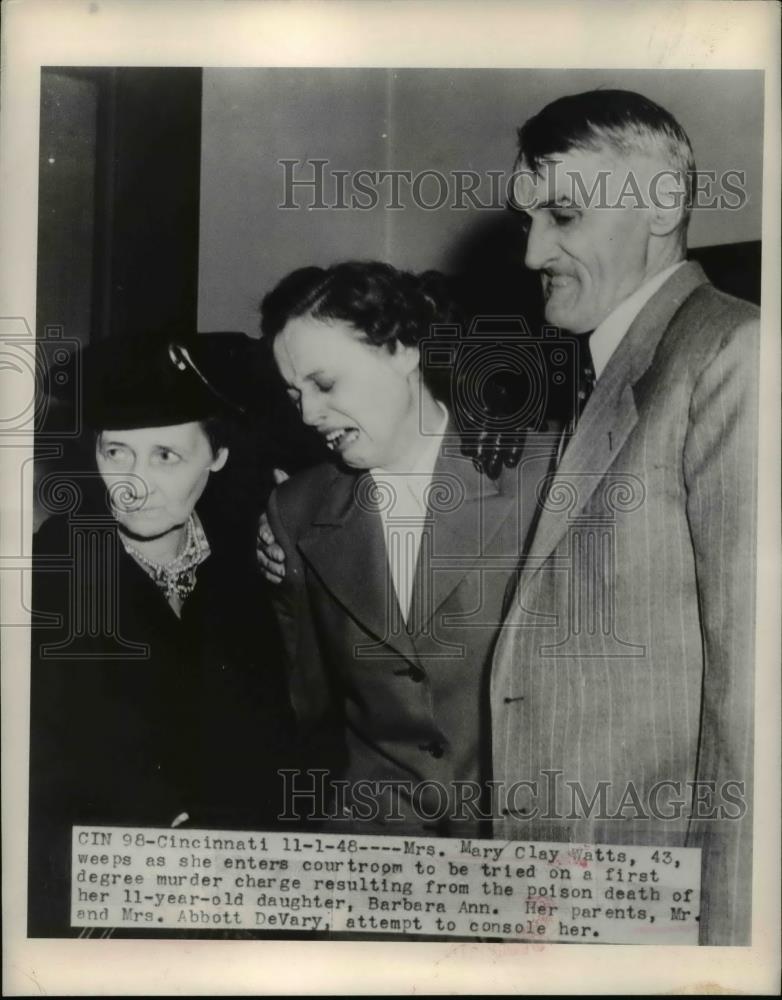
[
  {"x1": 520, "y1": 261, "x2": 711, "y2": 587},
  {"x1": 296, "y1": 469, "x2": 419, "y2": 663}
]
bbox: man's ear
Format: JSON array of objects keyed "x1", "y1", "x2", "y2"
[
  {"x1": 649, "y1": 169, "x2": 687, "y2": 238},
  {"x1": 210, "y1": 447, "x2": 229, "y2": 472}
]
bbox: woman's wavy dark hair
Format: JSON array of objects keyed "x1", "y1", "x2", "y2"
[{"x1": 259, "y1": 260, "x2": 461, "y2": 351}]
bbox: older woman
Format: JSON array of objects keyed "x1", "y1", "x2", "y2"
[
  {"x1": 28, "y1": 331, "x2": 296, "y2": 936},
  {"x1": 262, "y1": 261, "x2": 549, "y2": 839}
]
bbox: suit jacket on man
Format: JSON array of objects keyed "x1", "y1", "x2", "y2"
[
  {"x1": 267, "y1": 425, "x2": 554, "y2": 835},
  {"x1": 491, "y1": 261, "x2": 759, "y2": 945}
]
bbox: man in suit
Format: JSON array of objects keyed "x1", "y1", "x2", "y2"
[{"x1": 489, "y1": 89, "x2": 759, "y2": 946}]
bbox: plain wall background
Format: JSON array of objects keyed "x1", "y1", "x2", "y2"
[{"x1": 197, "y1": 68, "x2": 764, "y2": 336}]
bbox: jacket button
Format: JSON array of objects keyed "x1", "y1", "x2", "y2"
[
  {"x1": 393, "y1": 666, "x2": 425, "y2": 682},
  {"x1": 419, "y1": 741, "x2": 445, "y2": 759}
]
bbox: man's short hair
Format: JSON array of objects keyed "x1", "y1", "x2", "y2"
[{"x1": 515, "y1": 89, "x2": 696, "y2": 226}]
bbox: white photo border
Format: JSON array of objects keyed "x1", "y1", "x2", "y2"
[{"x1": 1, "y1": 0, "x2": 779, "y2": 994}]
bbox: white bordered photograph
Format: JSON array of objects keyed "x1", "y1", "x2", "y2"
[{"x1": 1, "y1": 1, "x2": 779, "y2": 995}]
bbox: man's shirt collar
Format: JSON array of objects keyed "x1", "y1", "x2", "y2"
[{"x1": 590, "y1": 261, "x2": 686, "y2": 380}]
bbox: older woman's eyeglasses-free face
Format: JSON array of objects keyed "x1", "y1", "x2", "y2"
[{"x1": 95, "y1": 421, "x2": 227, "y2": 537}]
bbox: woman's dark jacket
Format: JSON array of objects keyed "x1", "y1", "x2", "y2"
[{"x1": 28, "y1": 498, "x2": 297, "y2": 936}]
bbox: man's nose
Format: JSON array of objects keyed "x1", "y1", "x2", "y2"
[{"x1": 524, "y1": 215, "x2": 557, "y2": 271}]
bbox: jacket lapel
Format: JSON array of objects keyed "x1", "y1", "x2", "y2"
[
  {"x1": 410, "y1": 437, "x2": 520, "y2": 633},
  {"x1": 295, "y1": 426, "x2": 522, "y2": 649},
  {"x1": 520, "y1": 261, "x2": 710, "y2": 587},
  {"x1": 296, "y1": 469, "x2": 419, "y2": 663}
]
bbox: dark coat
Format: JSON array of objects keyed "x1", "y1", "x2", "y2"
[
  {"x1": 28, "y1": 503, "x2": 297, "y2": 936},
  {"x1": 267, "y1": 426, "x2": 555, "y2": 836}
]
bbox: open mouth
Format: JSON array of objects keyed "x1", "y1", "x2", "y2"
[{"x1": 323, "y1": 427, "x2": 360, "y2": 451}]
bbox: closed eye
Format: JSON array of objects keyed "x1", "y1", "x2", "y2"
[{"x1": 551, "y1": 208, "x2": 579, "y2": 226}]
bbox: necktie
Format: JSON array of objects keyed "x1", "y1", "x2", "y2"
[
  {"x1": 575, "y1": 333, "x2": 596, "y2": 420},
  {"x1": 556, "y1": 332, "x2": 595, "y2": 466}
]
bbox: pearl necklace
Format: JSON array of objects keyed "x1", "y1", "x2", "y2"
[{"x1": 121, "y1": 513, "x2": 211, "y2": 602}]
